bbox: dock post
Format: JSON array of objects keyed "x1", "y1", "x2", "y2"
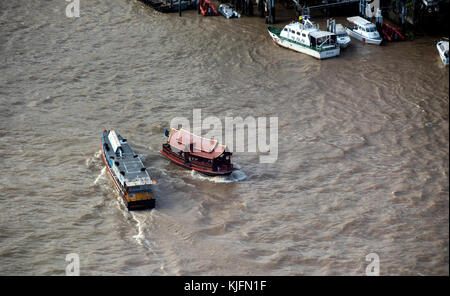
[
  {"x1": 258, "y1": 0, "x2": 264, "y2": 17},
  {"x1": 271, "y1": 0, "x2": 275, "y2": 23},
  {"x1": 179, "y1": 0, "x2": 182, "y2": 16},
  {"x1": 265, "y1": 0, "x2": 275, "y2": 24}
]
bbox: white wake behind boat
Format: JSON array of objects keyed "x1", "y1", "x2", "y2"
[
  {"x1": 218, "y1": 4, "x2": 240, "y2": 19},
  {"x1": 436, "y1": 40, "x2": 449, "y2": 65},
  {"x1": 268, "y1": 16, "x2": 340, "y2": 60},
  {"x1": 346, "y1": 16, "x2": 382, "y2": 45}
]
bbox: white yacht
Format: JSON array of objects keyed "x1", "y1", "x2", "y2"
[
  {"x1": 268, "y1": 16, "x2": 340, "y2": 60},
  {"x1": 346, "y1": 16, "x2": 383, "y2": 45},
  {"x1": 436, "y1": 40, "x2": 449, "y2": 65}
]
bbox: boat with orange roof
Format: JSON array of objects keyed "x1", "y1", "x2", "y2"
[{"x1": 161, "y1": 128, "x2": 234, "y2": 176}]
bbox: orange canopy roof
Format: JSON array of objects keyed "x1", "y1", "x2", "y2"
[{"x1": 168, "y1": 128, "x2": 227, "y2": 159}]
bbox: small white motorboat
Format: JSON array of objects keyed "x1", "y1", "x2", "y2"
[
  {"x1": 335, "y1": 24, "x2": 351, "y2": 48},
  {"x1": 218, "y1": 4, "x2": 241, "y2": 19},
  {"x1": 436, "y1": 40, "x2": 449, "y2": 65},
  {"x1": 346, "y1": 16, "x2": 383, "y2": 45},
  {"x1": 328, "y1": 19, "x2": 351, "y2": 49}
]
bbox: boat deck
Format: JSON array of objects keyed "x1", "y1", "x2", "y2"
[{"x1": 102, "y1": 131, "x2": 152, "y2": 185}]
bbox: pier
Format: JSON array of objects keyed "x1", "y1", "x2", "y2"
[{"x1": 137, "y1": 0, "x2": 448, "y2": 32}]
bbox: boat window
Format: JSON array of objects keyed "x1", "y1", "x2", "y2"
[
  {"x1": 283, "y1": 28, "x2": 287, "y2": 31},
  {"x1": 296, "y1": 32, "x2": 300, "y2": 35},
  {"x1": 302, "y1": 33, "x2": 306, "y2": 37},
  {"x1": 290, "y1": 30, "x2": 295, "y2": 34}
]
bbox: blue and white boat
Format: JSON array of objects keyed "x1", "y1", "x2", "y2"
[{"x1": 346, "y1": 16, "x2": 382, "y2": 45}]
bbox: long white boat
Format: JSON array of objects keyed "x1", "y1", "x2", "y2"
[
  {"x1": 267, "y1": 16, "x2": 340, "y2": 60},
  {"x1": 436, "y1": 40, "x2": 449, "y2": 65},
  {"x1": 346, "y1": 16, "x2": 383, "y2": 45}
]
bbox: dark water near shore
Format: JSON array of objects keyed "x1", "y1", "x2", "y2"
[{"x1": 0, "y1": 0, "x2": 448, "y2": 275}]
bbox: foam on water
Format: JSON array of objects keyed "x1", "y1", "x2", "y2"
[
  {"x1": 131, "y1": 212, "x2": 154, "y2": 250},
  {"x1": 94, "y1": 167, "x2": 106, "y2": 185},
  {"x1": 86, "y1": 150, "x2": 102, "y2": 169},
  {"x1": 190, "y1": 169, "x2": 247, "y2": 183}
]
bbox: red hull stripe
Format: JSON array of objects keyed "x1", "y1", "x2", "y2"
[
  {"x1": 160, "y1": 149, "x2": 232, "y2": 175},
  {"x1": 101, "y1": 140, "x2": 127, "y2": 202}
]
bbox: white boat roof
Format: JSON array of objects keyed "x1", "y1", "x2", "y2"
[
  {"x1": 347, "y1": 16, "x2": 375, "y2": 27},
  {"x1": 335, "y1": 24, "x2": 346, "y2": 33},
  {"x1": 310, "y1": 30, "x2": 335, "y2": 38},
  {"x1": 108, "y1": 130, "x2": 122, "y2": 153},
  {"x1": 438, "y1": 41, "x2": 449, "y2": 51},
  {"x1": 284, "y1": 20, "x2": 318, "y2": 33}
]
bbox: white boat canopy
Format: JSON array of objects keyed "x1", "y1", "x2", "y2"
[
  {"x1": 108, "y1": 130, "x2": 123, "y2": 155},
  {"x1": 347, "y1": 16, "x2": 374, "y2": 27},
  {"x1": 309, "y1": 31, "x2": 335, "y2": 39},
  {"x1": 335, "y1": 24, "x2": 346, "y2": 34}
]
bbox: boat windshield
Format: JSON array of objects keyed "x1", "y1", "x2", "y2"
[{"x1": 366, "y1": 25, "x2": 377, "y2": 32}]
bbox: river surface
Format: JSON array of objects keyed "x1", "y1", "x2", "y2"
[{"x1": 0, "y1": 0, "x2": 448, "y2": 275}]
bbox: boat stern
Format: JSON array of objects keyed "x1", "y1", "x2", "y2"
[
  {"x1": 127, "y1": 198, "x2": 156, "y2": 210},
  {"x1": 318, "y1": 47, "x2": 340, "y2": 59}
]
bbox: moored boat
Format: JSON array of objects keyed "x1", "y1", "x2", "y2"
[
  {"x1": 139, "y1": 0, "x2": 196, "y2": 13},
  {"x1": 267, "y1": 16, "x2": 340, "y2": 60},
  {"x1": 335, "y1": 24, "x2": 351, "y2": 48},
  {"x1": 346, "y1": 16, "x2": 383, "y2": 45},
  {"x1": 327, "y1": 19, "x2": 351, "y2": 49},
  {"x1": 218, "y1": 4, "x2": 241, "y2": 19},
  {"x1": 161, "y1": 128, "x2": 234, "y2": 176},
  {"x1": 437, "y1": 40, "x2": 449, "y2": 66},
  {"x1": 101, "y1": 130, "x2": 156, "y2": 210}
]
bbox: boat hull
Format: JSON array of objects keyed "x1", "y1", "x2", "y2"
[
  {"x1": 161, "y1": 148, "x2": 233, "y2": 176},
  {"x1": 346, "y1": 28, "x2": 382, "y2": 45},
  {"x1": 101, "y1": 132, "x2": 155, "y2": 210},
  {"x1": 337, "y1": 36, "x2": 351, "y2": 48},
  {"x1": 268, "y1": 29, "x2": 340, "y2": 60},
  {"x1": 437, "y1": 41, "x2": 449, "y2": 66}
]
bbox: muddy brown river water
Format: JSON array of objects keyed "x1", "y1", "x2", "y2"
[{"x1": 0, "y1": 0, "x2": 448, "y2": 275}]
